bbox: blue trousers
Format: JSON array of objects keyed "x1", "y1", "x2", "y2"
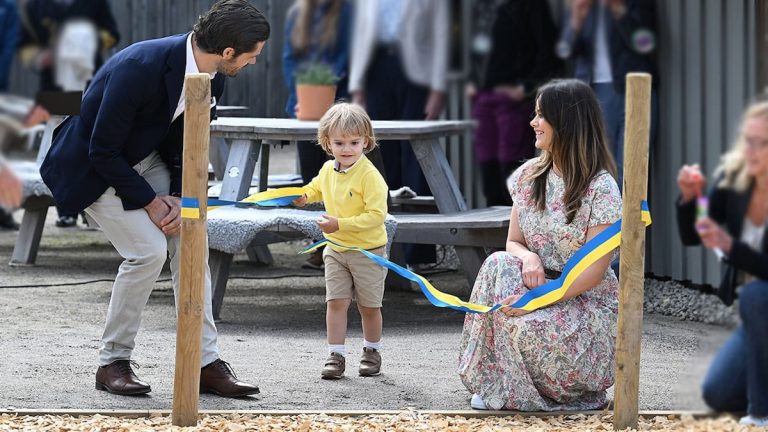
[{"x1": 702, "y1": 280, "x2": 768, "y2": 417}]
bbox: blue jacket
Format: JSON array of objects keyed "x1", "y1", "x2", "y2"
[
  {"x1": 0, "y1": 0, "x2": 19, "y2": 91},
  {"x1": 282, "y1": 1, "x2": 351, "y2": 117},
  {"x1": 41, "y1": 33, "x2": 225, "y2": 214}
]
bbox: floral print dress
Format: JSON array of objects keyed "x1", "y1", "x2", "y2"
[{"x1": 458, "y1": 159, "x2": 622, "y2": 411}]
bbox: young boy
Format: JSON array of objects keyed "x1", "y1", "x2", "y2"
[{"x1": 293, "y1": 103, "x2": 388, "y2": 379}]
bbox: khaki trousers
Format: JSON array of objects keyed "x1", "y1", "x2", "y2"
[{"x1": 85, "y1": 151, "x2": 219, "y2": 366}]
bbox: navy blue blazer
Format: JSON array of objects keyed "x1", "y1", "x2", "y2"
[{"x1": 41, "y1": 33, "x2": 225, "y2": 214}]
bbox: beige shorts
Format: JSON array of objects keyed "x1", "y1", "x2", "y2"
[{"x1": 323, "y1": 246, "x2": 388, "y2": 307}]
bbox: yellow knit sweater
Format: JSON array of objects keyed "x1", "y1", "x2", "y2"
[{"x1": 304, "y1": 155, "x2": 388, "y2": 252}]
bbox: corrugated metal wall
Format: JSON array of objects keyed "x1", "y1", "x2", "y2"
[
  {"x1": 651, "y1": 0, "x2": 758, "y2": 285},
  {"x1": 7, "y1": 0, "x2": 763, "y2": 286}
]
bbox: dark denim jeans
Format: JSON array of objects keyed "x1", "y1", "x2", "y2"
[{"x1": 702, "y1": 280, "x2": 768, "y2": 417}]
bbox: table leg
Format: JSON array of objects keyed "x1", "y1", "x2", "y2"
[
  {"x1": 210, "y1": 139, "x2": 260, "y2": 318},
  {"x1": 210, "y1": 249, "x2": 233, "y2": 321},
  {"x1": 209, "y1": 136, "x2": 230, "y2": 181},
  {"x1": 247, "y1": 140, "x2": 274, "y2": 264},
  {"x1": 411, "y1": 138, "x2": 488, "y2": 284},
  {"x1": 257, "y1": 141, "x2": 272, "y2": 192},
  {"x1": 10, "y1": 205, "x2": 48, "y2": 266},
  {"x1": 219, "y1": 139, "x2": 261, "y2": 201}
]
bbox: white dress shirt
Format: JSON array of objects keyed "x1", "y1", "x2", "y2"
[{"x1": 173, "y1": 33, "x2": 217, "y2": 122}]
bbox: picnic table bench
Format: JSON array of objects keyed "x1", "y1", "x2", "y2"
[
  {"x1": 9, "y1": 116, "x2": 62, "y2": 266},
  {"x1": 207, "y1": 118, "x2": 510, "y2": 319}
]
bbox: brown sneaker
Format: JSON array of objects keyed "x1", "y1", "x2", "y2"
[
  {"x1": 358, "y1": 347, "x2": 381, "y2": 376},
  {"x1": 321, "y1": 352, "x2": 345, "y2": 379},
  {"x1": 95, "y1": 360, "x2": 151, "y2": 395}
]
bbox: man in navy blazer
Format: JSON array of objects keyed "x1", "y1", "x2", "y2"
[{"x1": 41, "y1": 0, "x2": 269, "y2": 397}]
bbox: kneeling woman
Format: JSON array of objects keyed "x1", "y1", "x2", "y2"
[{"x1": 459, "y1": 79, "x2": 621, "y2": 411}]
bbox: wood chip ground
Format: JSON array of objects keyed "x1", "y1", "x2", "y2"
[{"x1": 0, "y1": 412, "x2": 761, "y2": 431}]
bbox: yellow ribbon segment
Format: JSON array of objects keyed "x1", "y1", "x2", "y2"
[{"x1": 181, "y1": 207, "x2": 200, "y2": 219}]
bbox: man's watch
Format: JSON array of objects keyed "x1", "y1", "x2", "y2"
[{"x1": 170, "y1": 192, "x2": 182, "y2": 198}]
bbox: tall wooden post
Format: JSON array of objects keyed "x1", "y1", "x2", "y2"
[
  {"x1": 614, "y1": 73, "x2": 652, "y2": 430},
  {"x1": 172, "y1": 74, "x2": 211, "y2": 427}
]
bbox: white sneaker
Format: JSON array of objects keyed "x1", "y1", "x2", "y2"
[
  {"x1": 739, "y1": 415, "x2": 768, "y2": 427},
  {"x1": 470, "y1": 393, "x2": 488, "y2": 410}
]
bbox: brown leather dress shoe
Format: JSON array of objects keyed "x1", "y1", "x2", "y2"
[
  {"x1": 95, "y1": 360, "x2": 151, "y2": 395},
  {"x1": 200, "y1": 359, "x2": 259, "y2": 397}
]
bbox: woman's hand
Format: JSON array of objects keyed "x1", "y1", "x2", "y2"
[
  {"x1": 696, "y1": 217, "x2": 733, "y2": 254},
  {"x1": 499, "y1": 294, "x2": 531, "y2": 317},
  {"x1": 677, "y1": 164, "x2": 706, "y2": 203},
  {"x1": 521, "y1": 251, "x2": 546, "y2": 288}
]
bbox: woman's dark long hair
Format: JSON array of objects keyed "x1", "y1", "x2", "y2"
[{"x1": 526, "y1": 79, "x2": 617, "y2": 223}]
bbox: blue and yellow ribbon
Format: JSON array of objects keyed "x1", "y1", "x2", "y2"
[
  {"x1": 181, "y1": 187, "x2": 305, "y2": 219},
  {"x1": 301, "y1": 239, "x2": 502, "y2": 313},
  {"x1": 508, "y1": 201, "x2": 651, "y2": 312},
  {"x1": 302, "y1": 202, "x2": 651, "y2": 314}
]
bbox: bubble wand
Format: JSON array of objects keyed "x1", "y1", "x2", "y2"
[{"x1": 696, "y1": 193, "x2": 726, "y2": 261}]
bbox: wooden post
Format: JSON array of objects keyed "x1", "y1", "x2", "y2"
[
  {"x1": 614, "y1": 73, "x2": 652, "y2": 431},
  {"x1": 172, "y1": 74, "x2": 211, "y2": 427}
]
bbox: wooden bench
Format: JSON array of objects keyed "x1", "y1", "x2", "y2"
[{"x1": 207, "y1": 205, "x2": 510, "y2": 319}]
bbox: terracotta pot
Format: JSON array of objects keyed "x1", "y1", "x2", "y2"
[{"x1": 296, "y1": 84, "x2": 337, "y2": 120}]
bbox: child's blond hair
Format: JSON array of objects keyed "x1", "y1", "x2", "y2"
[{"x1": 317, "y1": 103, "x2": 378, "y2": 155}]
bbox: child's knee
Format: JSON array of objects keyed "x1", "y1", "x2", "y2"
[
  {"x1": 357, "y1": 304, "x2": 381, "y2": 315},
  {"x1": 327, "y1": 298, "x2": 351, "y2": 311}
]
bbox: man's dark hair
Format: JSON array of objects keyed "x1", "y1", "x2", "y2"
[{"x1": 194, "y1": 0, "x2": 270, "y2": 56}]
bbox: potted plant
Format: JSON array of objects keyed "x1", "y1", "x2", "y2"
[{"x1": 295, "y1": 63, "x2": 340, "y2": 121}]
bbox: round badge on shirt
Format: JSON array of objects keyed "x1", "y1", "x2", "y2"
[
  {"x1": 632, "y1": 28, "x2": 656, "y2": 54},
  {"x1": 472, "y1": 34, "x2": 492, "y2": 55}
]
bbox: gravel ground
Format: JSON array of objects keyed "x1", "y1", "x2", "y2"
[
  {"x1": 643, "y1": 278, "x2": 738, "y2": 327},
  {"x1": 0, "y1": 209, "x2": 732, "y2": 415}
]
